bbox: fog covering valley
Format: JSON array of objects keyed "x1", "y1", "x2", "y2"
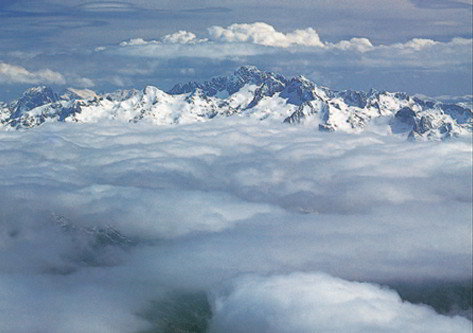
[{"x1": 0, "y1": 118, "x2": 471, "y2": 332}]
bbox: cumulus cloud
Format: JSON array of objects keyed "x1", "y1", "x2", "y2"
[
  {"x1": 208, "y1": 22, "x2": 324, "y2": 48},
  {"x1": 209, "y1": 273, "x2": 472, "y2": 333},
  {"x1": 108, "y1": 22, "x2": 472, "y2": 72},
  {"x1": 330, "y1": 37, "x2": 374, "y2": 52},
  {"x1": 0, "y1": 62, "x2": 66, "y2": 85},
  {"x1": 397, "y1": 38, "x2": 439, "y2": 50},
  {"x1": 113, "y1": 22, "x2": 473, "y2": 56},
  {"x1": 114, "y1": 22, "x2": 326, "y2": 54},
  {"x1": 119, "y1": 31, "x2": 207, "y2": 47},
  {"x1": 119, "y1": 38, "x2": 150, "y2": 46},
  {"x1": 0, "y1": 119, "x2": 471, "y2": 331},
  {"x1": 162, "y1": 30, "x2": 208, "y2": 44},
  {"x1": 110, "y1": 22, "x2": 330, "y2": 59}
]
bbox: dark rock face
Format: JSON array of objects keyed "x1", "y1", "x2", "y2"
[
  {"x1": 280, "y1": 76, "x2": 317, "y2": 105},
  {"x1": 283, "y1": 101, "x2": 322, "y2": 124},
  {"x1": 394, "y1": 107, "x2": 417, "y2": 126},
  {"x1": 338, "y1": 90, "x2": 368, "y2": 108},
  {"x1": 168, "y1": 66, "x2": 288, "y2": 97},
  {"x1": 11, "y1": 86, "x2": 59, "y2": 117},
  {"x1": 440, "y1": 104, "x2": 473, "y2": 125},
  {"x1": 414, "y1": 116, "x2": 434, "y2": 134}
]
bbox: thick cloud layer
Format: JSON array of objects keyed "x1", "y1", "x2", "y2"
[{"x1": 0, "y1": 119, "x2": 471, "y2": 332}]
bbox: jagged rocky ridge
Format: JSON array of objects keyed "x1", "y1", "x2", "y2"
[{"x1": 1, "y1": 66, "x2": 471, "y2": 140}]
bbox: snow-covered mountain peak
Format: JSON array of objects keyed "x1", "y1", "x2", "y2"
[
  {"x1": 280, "y1": 75, "x2": 320, "y2": 105},
  {"x1": 337, "y1": 90, "x2": 368, "y2": 108},
  {"x1": 168, "y1": 66, "x2": 288, "y2": 97},
  {"x1": 232, "y1": 65, "x2": 286, "y2": 86},
  {"x1": 24, "y1": 86, "x2": 53, "y2": 95},
  {"x1": 233, "y1": 65, "x2": 265, "y2": 81},
  {"x1": 0, "y1": 66, "x2": 471, "y2": 141},
  {"x1": 295, "y1": 75, "x2": 312, "y2": 84},
  {"x1": 10, "y1": 86, "x2": 59, "y2": 116}
]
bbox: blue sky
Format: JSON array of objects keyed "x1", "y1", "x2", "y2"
[{"x1": 0, "y1": 0, "x2": 472, "y2": 100}]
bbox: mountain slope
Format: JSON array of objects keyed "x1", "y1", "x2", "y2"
[{"x1": 0, "y1": 66, "x2": 471, "y2": 140}]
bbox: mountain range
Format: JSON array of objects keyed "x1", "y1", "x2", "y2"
[{"x1": 1, "y1": 66, "x2": 471, "y2": 140}]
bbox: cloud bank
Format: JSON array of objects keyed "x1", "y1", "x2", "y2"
[
  {"x1": 110, "y1": 22, "x2": 472, "y2": 67},
  {"x1": 0, "y1": 119, "x2": 471, "y2": 331}
]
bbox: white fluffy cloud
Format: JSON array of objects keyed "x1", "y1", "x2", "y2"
[
  {"x1": 113, "y1": 22, "x2": 473, "y2": 54},
  {"x1": 208, "y1": 22, "x2": 324, "y2": 48},
  {"x1": 119, "y1": 30, "x2": 207, "y2": 47},
  {"x1": 120, "y1": 23, "x2": 325, "y2": 49},
  {"x1": 108, "y1": 22, "x2": 472, "y2": 72},
  {"x1": 0, "y1": 119, "x2": 471, "y2": 331},
  {"x1": 162, "y1": 30, "x2": 208, "y2": 44},
  {"x1": 0, "y1": 62, "x2": 66, "y2": 85},
  {"x1": 210, "y1": 273, "x2": 472, "y2": 333},
  {"x1": 119, "y1": 38, "x2": 150, "y2": 46},
  {"x1": 330, "y1": 37, "x2": 374, "y2": 52},
  {"x1": 397, "y1": 38, "x2": 438, "y2": 50}
]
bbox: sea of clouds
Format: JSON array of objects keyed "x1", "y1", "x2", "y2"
[{"x1": 0, "y1": 118, "x2": 471, "y2": 332}]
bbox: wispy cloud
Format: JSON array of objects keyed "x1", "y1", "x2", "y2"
[
  {"x1": 70, "y1": 76, "x2": 95, "y2": 88},
  {"x1": 0, "y1": 62, "x2": 97, "y2": 89},
  {"x1": 0, "y1": 62, "x2": 66, "y2": 85},
  {"x1": 76, "y1": 1, "x2": 140, "y2": 13},
  {"x1": 409, "y1": 0, "x2": 473, "y2": 9}
]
